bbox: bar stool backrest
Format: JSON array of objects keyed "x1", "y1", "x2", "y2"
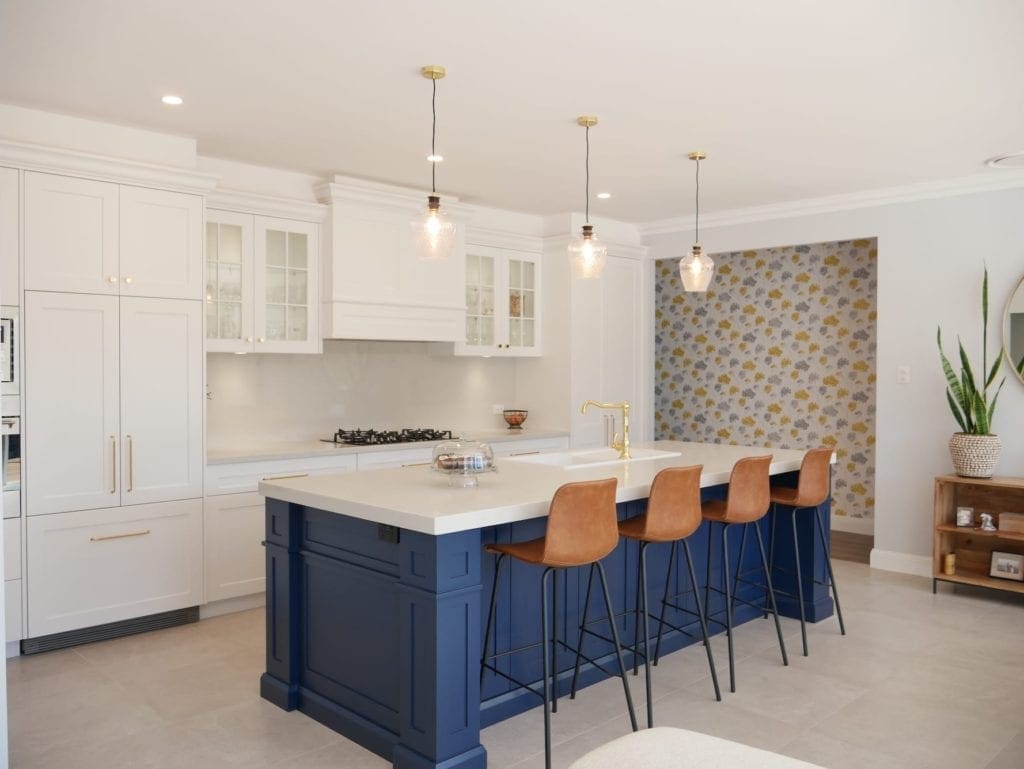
[
  {"x1": 721, "y1": 455, "x2": 772, "y2": 523},
  {"x1": 794, "y1": 448, "x2": 834, "y2": 507},
  {"x1": 643, "y1": 465, "x2": 704, "y2": 541},
  {"x1": 542, "y1": 478, "x2": 619, "y2": 566}
]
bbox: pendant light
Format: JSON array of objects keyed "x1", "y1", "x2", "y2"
[
  {"x1": 411, "y1": 65, "x2": 457, "y2": 261},
  {"x1": 567, "y1": 116, "x2": 607, "y2": 279},
  {"x1": 678, "y1": 151, "x2": 715, "y2": 292}
]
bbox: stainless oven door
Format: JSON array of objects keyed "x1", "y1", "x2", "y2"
[
  {"x1": 1, "y1": 306, "x2": 18, "y2": 399},
  {"x1": 2, "y1": 416, "x2": 20, "y2": 519}
]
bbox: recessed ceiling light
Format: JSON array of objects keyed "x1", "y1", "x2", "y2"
[
  {"x1": 596, "y1": 192, "x2": 611, "y2": 199},
  {"x1": 986, "y1": 151, "x2": 1024, "y2": 169},
  {"x1": 161, "y1": 94, "x2": 183, "y2": 106}
]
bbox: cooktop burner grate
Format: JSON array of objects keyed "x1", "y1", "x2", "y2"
[{"x1": 321, "y1": 428, "x2": 454, "y2": 446}]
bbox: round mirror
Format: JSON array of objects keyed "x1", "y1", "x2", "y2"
[{"x1": 1003, "y1": 274, "x2": 1024, "y2": 383}]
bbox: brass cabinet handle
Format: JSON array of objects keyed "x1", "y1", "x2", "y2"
[
  {"x1": 509, "y1": 450, "x2": 540, "y2": 457},
  {"x1": 401, "y1": 462, "x2": 432, "y2": 468},
  {"x1": 110, "y1": 435, "x2": 117, "y2": 493},
  {"x1": 260, "y1": 473, "x2": 309, "y2": 481},
  {"x1": 90, "y1": 529, "x2": 150, "y2": 542},
  {"x1": 257, "y1": 337, "x2": 265, "y2": 343},
  {"x1": 123, "y1": 276, "x2": 133, "y2": 285},
  {"x1": 246, "y1": 337, "x2": 253, "y2": 343},
  {"x1": 107, "y1": 276, "x2": 118, "y2": 284},
  {"x1": 127, "y1": 434, "x2": 134, "y2": 493}
]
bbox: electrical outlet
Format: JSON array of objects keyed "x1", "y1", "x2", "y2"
[
  {"x1": 492, "y1": 404, "x2": 504, "y2": 415},
  {"x1": 897, "y1": 365, "x2": 911, "y2": 384}
]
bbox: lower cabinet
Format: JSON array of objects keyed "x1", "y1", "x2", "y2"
[
  {"x1": 6, "y1": 581, "x2": 21, "y2": 643},
  {"x1": 5, "y1": 517, "x2": 21, "y2": 642},
  {"x1": 26, "y1": 499, "x2": 203, "y2": 638},
  {"x1": 205, "y1": 492, "x2": 266, "y2": 602}
]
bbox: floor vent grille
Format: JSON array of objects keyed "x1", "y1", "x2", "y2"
[{"x1": 20, "y1": 606, "x2": 200, "y2": 655}]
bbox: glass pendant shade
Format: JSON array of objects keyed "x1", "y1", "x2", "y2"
[
  {"x1": 678, "y1": 244, "x2": 715, "y2": 292},
  {"x1": 412, "y1": 195, "x2": 457, "y2": 261},
  {"x1": 568, "y1": 224, "x2": 607, "y2": 279}
]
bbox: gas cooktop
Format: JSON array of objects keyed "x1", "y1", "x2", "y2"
[{"x1": 321, "y1": 428, "x2": 454, "y2": 446}]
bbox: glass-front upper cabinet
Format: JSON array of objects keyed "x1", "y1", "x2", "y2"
[
  {"x1": 204, "y1": 210, "x2": 319, "y2": 354},
  {"x1": 456, "y1": 244, "x2": 541, "y2": 357}
]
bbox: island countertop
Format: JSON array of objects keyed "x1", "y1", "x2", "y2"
[{"x1": 258, "y1": 440, "x2": 815, "y2": 535}]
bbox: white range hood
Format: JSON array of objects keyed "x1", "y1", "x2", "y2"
[{"x1": 316, "y1": 175, "x2": 471, "y2": 342}]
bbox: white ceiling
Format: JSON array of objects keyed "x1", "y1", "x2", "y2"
[{"x1": 1, "y1": 0, "x2": 1022, "y2": 222}]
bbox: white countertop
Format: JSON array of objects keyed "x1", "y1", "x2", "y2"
[
  {"x1": 259, "y1": 440, "x2": 815, "y2": 535},
  {"x1": 207, "y1": 428, "x2": 570, "y2": 465}
]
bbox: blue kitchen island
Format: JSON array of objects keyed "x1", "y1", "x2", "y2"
[{"x1": 258, "y1": 441, "x2": 835, "y2": 769}]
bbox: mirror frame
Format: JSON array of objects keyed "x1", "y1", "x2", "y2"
[{"x1": 1002, "y1": 273, "x2": 1024, "y2": 384}]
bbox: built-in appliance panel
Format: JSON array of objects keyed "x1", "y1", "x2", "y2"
[
  {"x1": 205, "y1": 453, "x2": 358, "y2": 496},
  {"x1": 4, "y1": 517, "x2": 20, "y2": 580}
]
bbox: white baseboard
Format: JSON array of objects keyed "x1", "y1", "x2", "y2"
[
  {"x1": 869, "y1": 548, "x2": 932, "y2": 577},
  {"x1": 199, "y1": 593, "x2": 265, "y2": 620},
  {"x1": 831, "y1": 516, "x2": 874, "y2": 536},
  {"x1": 6, "y1": 640, "x2": 18, "y2": 658}
]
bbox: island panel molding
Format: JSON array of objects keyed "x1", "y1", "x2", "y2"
[{"x1": 655, "y1": 238, "x2": 877, "y2": 530}]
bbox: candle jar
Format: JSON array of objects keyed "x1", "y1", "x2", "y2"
[{"x1": 943, "y1": 553, "x2": 956, "y2": 576}]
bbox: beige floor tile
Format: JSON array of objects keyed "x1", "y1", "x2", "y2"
[
  {"x1": 985, "y1": 729, "x2": 1024, "y2": 769},
  {"x1": 269, "y1": 738, "x2": 388, "y2": 768},
  {"x1": 778, "y1": 731, "x2": 939, "y2": 769}
]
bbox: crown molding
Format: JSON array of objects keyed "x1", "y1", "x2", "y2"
[
  {"x1": 315, "y1": 173, "x2": 472, "y2": 219},
  {"x1": 207, "y1": 188, "x2": 327, "y2": 222},
  {"x1": 465, "y1": 225, "x2": 543, "y2": 253},
  {"x1": 0, "y1": 138, "x2": 220, "y2": 194},
  {"x1": 638, "y1": 171, "x2": 1024, "y2": 237}
]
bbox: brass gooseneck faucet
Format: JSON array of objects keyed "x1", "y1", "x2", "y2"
[{"x1": 580, "y1": 400, "x2": 631, "y2": 459}]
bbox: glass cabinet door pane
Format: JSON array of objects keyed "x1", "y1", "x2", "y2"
[
  {"x1": 219, "y1": 263, "x2": 242, "y2": 301},
  {"x1": 206, "y1": 223, "x2": 218, "y2": 261},
  {"x1": 220, "y1": 224, "x2": 243, "y2": 264},
  {"x1": 523, "y1": 290, "x2": 535, "y2": 320},
  {"x1": 287, "y1": 232, "x2": 307, "y2": 268},
  {"x1": 481, "y1": 255, "x2": 494, "y2": 285},
  {"x1": 287, "y1": 306, "x2": 307, "y2": 341},
  {"x1": 220, "y1": 302, "x2": 242, "y2": 340},
  {"x1": 466, "y1": 253, "x2": 480, "y2": 284},
  {"x1": 509, "y1": 318, "x2": 522, "y2": 346},
  {"x1": 266, "y1": 230, "x2": 286, "y2": 266},
  {"x1": 522, "y1": 319, "x2": 535, "y2": 347},
  {"x1": 265, "y1": 305, "x2": 286, "y2": 341},
  {"x1": 287, "y1": 269, "x2": 307, "y2": 305},
  {"x1": 265, "y1": 267, "x2": 286, "y2": 303},
  {"x1": 206, "y1": 263, "x2": 217, "y2": 303},
  {"x1": 522, "y1": 261, "x2": 535, "y2": 290},
  {"x1": 508, "y1": 259, "x2": 522, "y2": 289},
  {"x1": 206, "y1": 300, "x2": 218, "y2": 339}
]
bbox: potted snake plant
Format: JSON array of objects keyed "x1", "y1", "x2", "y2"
[{"x1": 937, "y1": 267, "x2": 1005, "y2": 477}]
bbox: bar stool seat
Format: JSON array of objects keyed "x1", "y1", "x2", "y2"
[
  {"x1": 699, "y1": 455, "x2": 788, "y2": 693},
  {"x1": 481, "y1": 478, "x2": 638, "y2": 769},
  {"x1": 611, "y1": 465, "x2": 721, "y2": 728},
  {"x1": 768, "y1": 447, "x2": 846, "y2": 657}
]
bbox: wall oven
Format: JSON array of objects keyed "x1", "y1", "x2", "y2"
[{"x1": 2, "y1": 415, "x2": 18, "y2": 519}]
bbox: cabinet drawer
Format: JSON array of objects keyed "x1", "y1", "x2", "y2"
[
  {"x1": 204, "y1": 492, "x2": 265, "y2": 602},
  {"x1": 6, "y1": 579, "x2": 21, "y2": 642},
  {"x1": 27, "y1": 499, "x2": 203, "y2": 638},
  {"x1": 204, "y1": 453, "x2": 358, "y2": 495},
  {"x1": 4, "y1": 517, "x2": 20, "y2": 581},
  {"x1": 356, "y1": 447, "x2": 434, "y2": 471},
  {"x1": 491, "y1": 436, "x2": 569, "y2": 458}
]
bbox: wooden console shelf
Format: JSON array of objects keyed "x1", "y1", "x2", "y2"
[{"x1": 933, "y1": 475, "x2": 1024, "y2": 594}]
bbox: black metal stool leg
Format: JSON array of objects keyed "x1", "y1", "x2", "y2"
[
  {"x1": 754, "y1": 523, "x2": 789, "y2": 666},
  {"x1": 595, "y1": 561, "x2": 639, "y2": 732},
  {"x1": 765, "y1": 502, "x2": 778, "y2": 618},
  {"x1": 638, "y1": 542, "x2": 653, "y2": 727},
  {"x1": 791, "y1": 507, "x2": 808, "y2": 656},
  {"x1": 540, "y1": 567, "x2": 554, "y2": 769},
  {"x1": 652, "y1": 540, "x2": 676, "y2": 666},
  {"x1": 733, "y1": 523, "x2": 748, "y2": 617},
  {"x1": 632, "y1": 541, "x2": 641, "y2": 676},
  {"x1": 814, "y1": 504, "x2": 846, "y2": 635},
  {"x1": 721, "y1": 523, "x2": 735, "y2": 693},
  {"x1": 570, "y1": 564, "x2": 596, "y2": 699},
  {"x1": 683, "y1": 539, "x2": 721, "y2": 701},
  {"x1": 704, "y1": 523, "x2": 714, "y2": 637},
  {"x1": 480, "y1": 553, "x2": 506, "y2": 686},
  {"x1": 551, "y1": 569, "x2": 559, "y2": 713}
]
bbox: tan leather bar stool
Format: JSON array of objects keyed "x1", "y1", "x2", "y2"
[
  {"x1": 768, "y1": 447, "x2": 846, "y2": 656},
  {"x1": 699, "y1": 455, "x2": 788, "y2": 693},
  {"x1": 614, "y1": 465, "x2": 722, "y2": 727},
  {"x1": 480, "y1": 478, "x2": 638, "y2": 769}
]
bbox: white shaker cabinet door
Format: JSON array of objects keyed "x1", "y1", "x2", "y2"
[
  {"x1": 119, "y1": 297, "x2": 203, "y2": 505},
  {"x1": 253, "y1": 216, "x2": 318, "y2": 353},
  {"x1": 204, "y1": 491, "x2": 265, "y2": 602},
  {"x1": 120, "y1": 186, "x2": 203, "y2": 300},
  {"x1": 25, "y1": 291, "x2": 120, "y2": 515},
  {"x1": 0, "y1": 166, "x2": 18, "y2": 306},
  {"x1": 24, "y1": 172, "x2": 119, "y2": 295}
]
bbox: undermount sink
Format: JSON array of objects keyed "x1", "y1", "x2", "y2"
[{"x1": 504, "y1": 447, "x2": 682, "y2": 470}]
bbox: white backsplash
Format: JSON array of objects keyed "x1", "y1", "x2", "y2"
[{"x1": 206, "y1": 340, "x2": 520, "y2": 446}]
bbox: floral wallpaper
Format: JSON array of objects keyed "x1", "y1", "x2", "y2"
[{"x1": 655, "y1": 238, "x2": 878, "y2": 525}]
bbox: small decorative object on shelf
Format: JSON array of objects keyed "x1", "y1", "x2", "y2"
[
  {"x1": 980, "y1": 512, "x2": 997, "y2": 531},
  {"x1": 989, "y1": 551, "x2": 1024, "y2": 581},
  {"x1": 502, "y1": 409, "x2": 528, "y2": 430},
  {"x1": 943, "y1": 553, "x2": 957, "y2": 575},
  {"x1": 937, "y1": 267, "x2": 1005, "y2": 478},
  {"x1": 956, "y1": 506, "x2": 974, "y2": 527},
  {"x1": 431, "y1": 439, "x2": 496, "y2": 488}
]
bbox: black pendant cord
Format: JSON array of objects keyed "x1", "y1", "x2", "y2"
[
  {"x1": 694, "y1": 155, "x2": 700, "y2": 244},
  {"x1": 431, "y1": 77, "x2": 438, "y2": 194},
  {"x1": 584, "y1": 125, "x2": 591, "y2": 224}
]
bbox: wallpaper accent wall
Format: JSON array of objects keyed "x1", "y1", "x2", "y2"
[{"x1": 655, "y1": 238, "x2": 878, "y2": 525}]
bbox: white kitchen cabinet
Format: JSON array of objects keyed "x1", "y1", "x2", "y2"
[
  {"x1": 25, "y1": 291, "x2": 202, "y2": 514},
  {"x1": 489, "y1": 436, "x2": 568, "y2": 458},
  {"x1": 25, "y1": 172, "x2": 202, "y2": 300},
  {"x1": 4, "y1": 518, "x2": 20, "y2": 581},
  {"x1": 26, "y1": 499, "x2": 203, "y2": 637},
  {"x1": 1, "y1": 166, "x2": 18, "y2": 306},
  {"x1": 119, "y1": 185, "x2": 204, "y2": 300},
  {"x1": 318, "y1": 176, "x2": 467, "y2": 342},
  {"x1": 204, "y1": 491, "x2": 265, "y2": 602},
  {"x1": 204, "y1": 452, "x2": 358, "y2": 496},
  {"x1": 6, "y1": 581, "x2": 22, "y2": 643},
  {"x1": 355, "y1": 446, "x2": 434, "y2": 471},
  {"x1": 205, "y1": 210, "x2": 318, "y2": 353},
  {"x1": 456, "y1": 245, "x2": 541, "y2": 357}
]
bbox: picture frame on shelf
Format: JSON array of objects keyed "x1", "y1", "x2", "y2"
[
  {"x1": 989, "y1": 551, "x2": 1024, "y2": 581},
  {"x1": 956, "y1": 506, "x2": 974, "y2": 527}
]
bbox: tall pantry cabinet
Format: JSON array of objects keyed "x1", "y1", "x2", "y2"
[{"x1": 22, "y1": 171, "x2": 205, "y2": 638}]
